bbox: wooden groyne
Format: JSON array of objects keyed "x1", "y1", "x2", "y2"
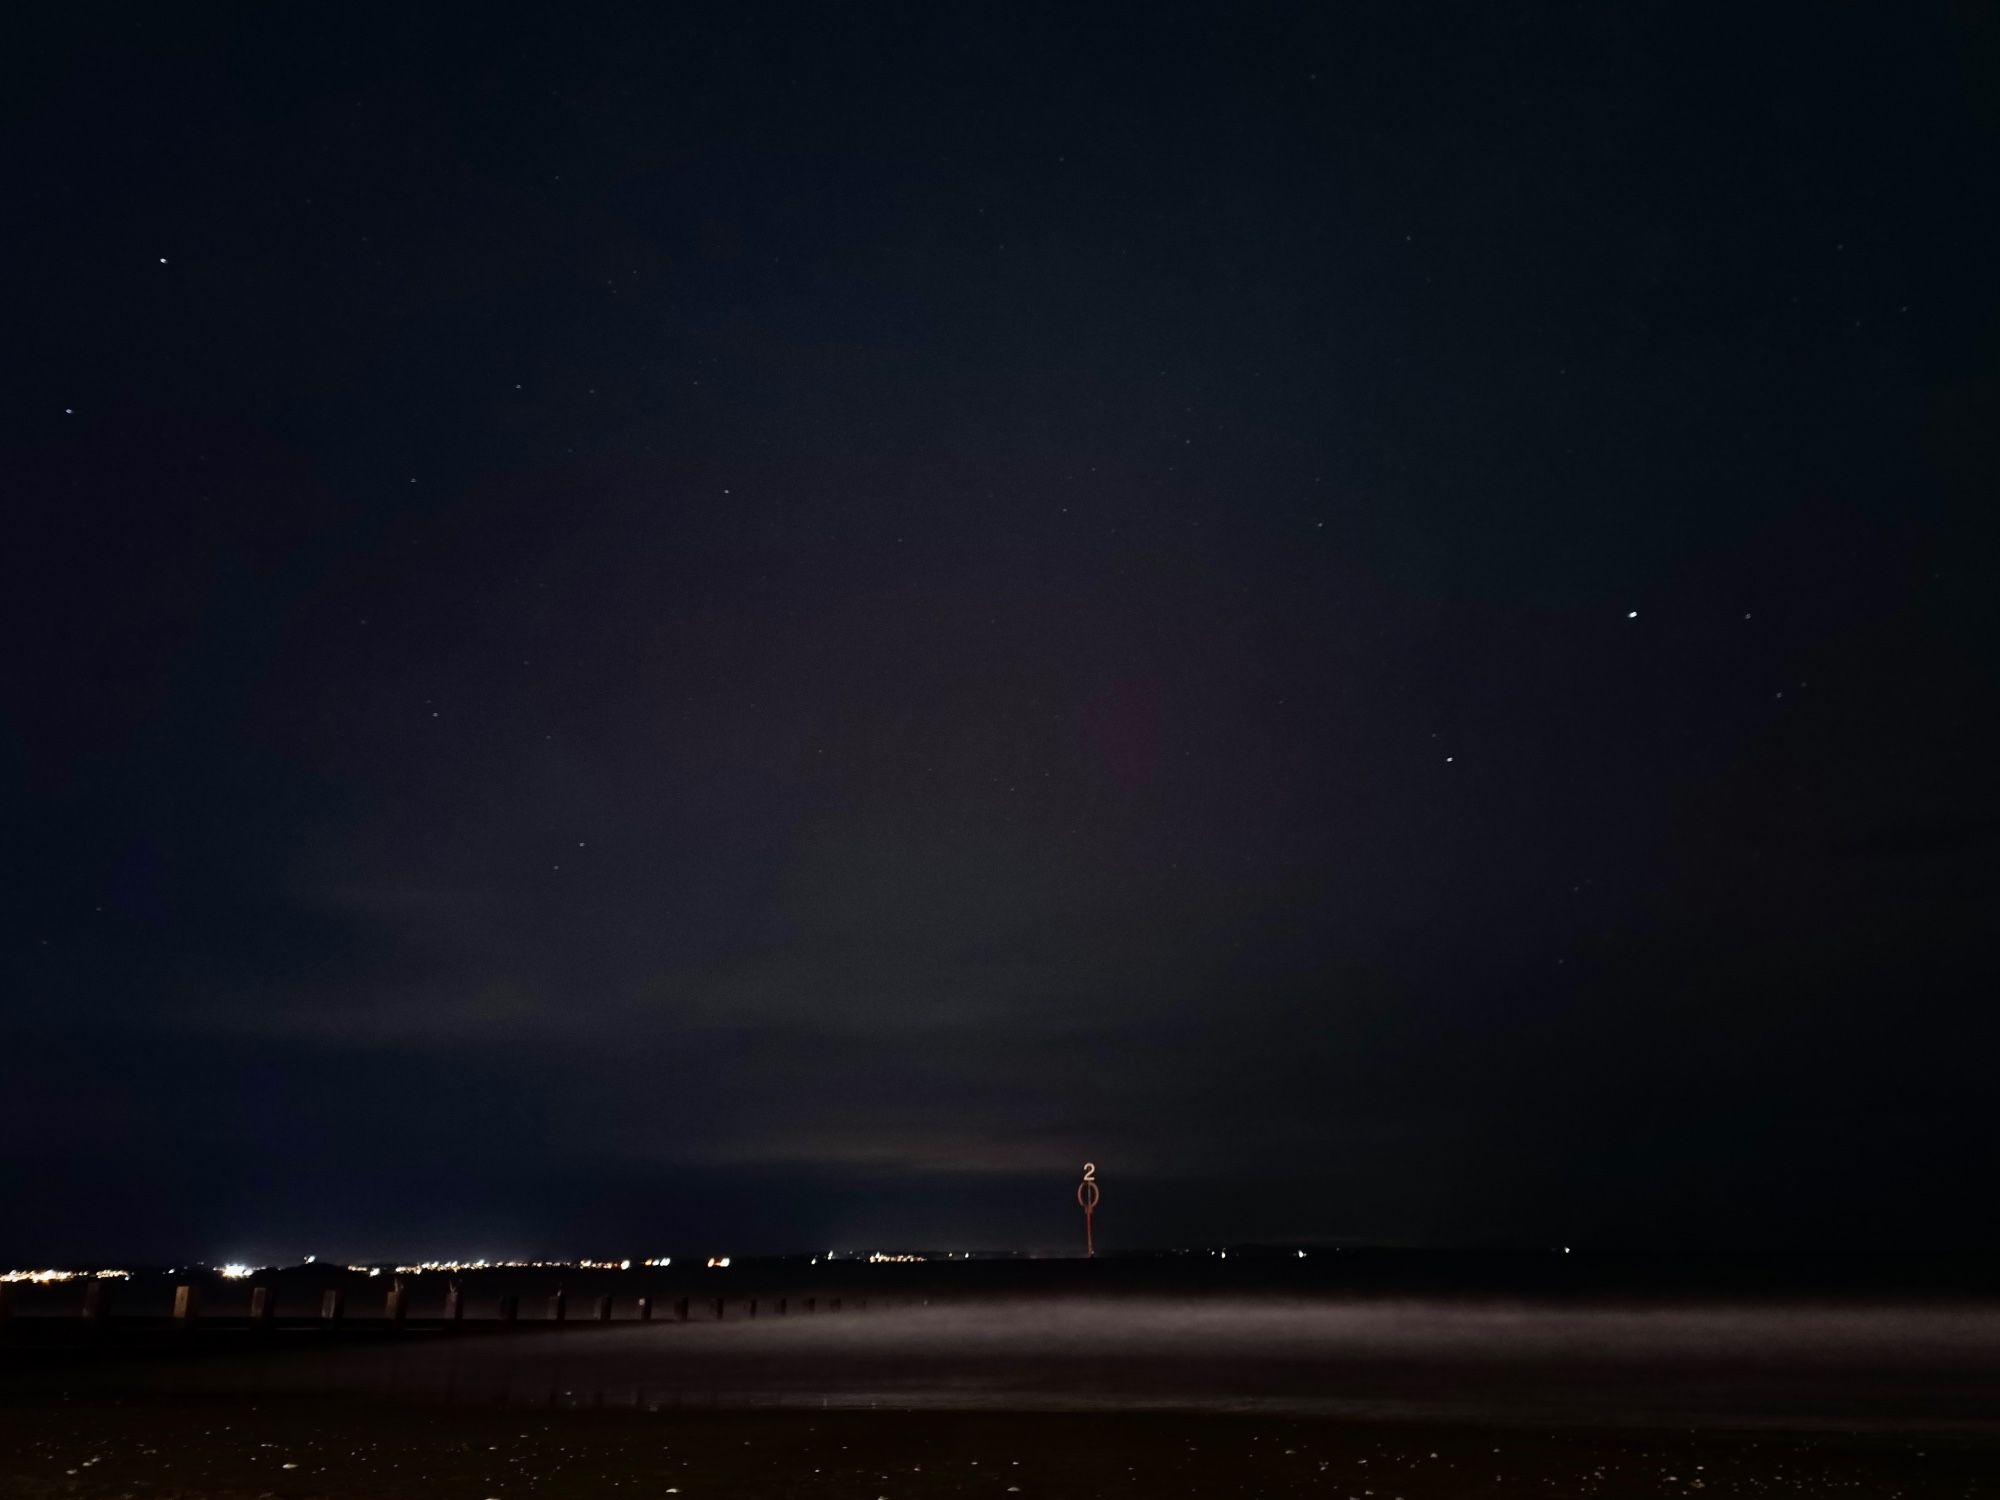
[{"x1": 0, "y1": 1277, "x2": 882, "y2": 1339}]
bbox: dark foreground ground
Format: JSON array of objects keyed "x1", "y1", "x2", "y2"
[
  {"x1": 6, "y1": 1294, "x2": 1998, "y2": 1497},
  {"x1": 0, "y1": 1394, "x2": 1994, "y2": 1500}
]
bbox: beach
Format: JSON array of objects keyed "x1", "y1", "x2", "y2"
[
  {"x1": 5, "y1": 1293, "x2": 1997, "y2": 1497},
  {"x1": 3, "y1": 1393, "x2": 1995, "y2": 1500}
]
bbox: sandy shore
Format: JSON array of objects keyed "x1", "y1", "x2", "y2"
[
  {"x1": 0, "y1": 1393, "x2": 1993, "y2": 1500},
  {"x1": 7, "y1": 1297, "x2": 1997, "y2": 1495}
]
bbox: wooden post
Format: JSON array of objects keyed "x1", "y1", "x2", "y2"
[
  {"x1": 498, "y1": 1294, "x2": 518, "y2": 1323},
  {"x1": 320, "y1": 1288, "x2": 345, "y2": 1322},
  {"x1": 248, "y1": 1286, "x2": 273, "y2": 1325},
  {"x1": 170, "y1": 1284, "x2": 198, "y2": 1324},
  {"x1": 746, "y1": 1297, "x2": 757, "y2": 1318},
  {"x1": 81, "y1": 1281, "x2": 111, "y2": 1321},
  {"x1": 385, "y1": 1284, "x2": 408, "y2": 1325},
  {"x1": 774, "y1": 1295, "x2": 786, "y2": 1315},
  {"x1": 635, "y1": 1295, "x2": 653, "y2": 1321},
  {"x1": 829, "y1": 1297, "x2": 842, "y2": 1312},
  {"x1": 594, "y1": 1295, "x2": 612, "y2": 1322},
  {"x1": 711, "y1": 1296, "x2": 725, "y2": 1321},
  {"x1": 444, "y1": 1285, "x2": 464, "y2": 1323},
  {"x1": 673, "y1": 1296, "x2": 689, "y2": 1321},
  {"x1": 802, "y1": 1296, "x2": 815, "y2": 1313},
  {"x1": 547, "y1": 1290, "x2": 566, "y2": 1323}
]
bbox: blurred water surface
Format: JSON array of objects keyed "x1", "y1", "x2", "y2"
[{"x1": 21, "y1": 1296, "x2": 2000, "y2": 1433}]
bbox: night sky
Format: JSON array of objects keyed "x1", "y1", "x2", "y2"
[{"x1": 7, "y1": 4, "x2": 1999, "y2": 1264}]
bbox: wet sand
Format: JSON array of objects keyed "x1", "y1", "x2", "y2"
[
  {"x1": 0, "y1": 1393, "x2": 1993, "y2": 1500},
  {"x1": 5, "y1": 1296, "x2": 1997, "y2": 1496}
]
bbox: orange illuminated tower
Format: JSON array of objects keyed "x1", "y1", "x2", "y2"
[{"x1": 1076, "y1": 1162, "x2": 1100, "y2": 1257}]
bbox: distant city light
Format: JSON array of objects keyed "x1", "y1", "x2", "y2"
[
  {"x1": 386, "y1": 1264, "x2": 660, "y2": 1272},
  {"x1": 706, "y1": 1256, "x2": 731, "y2": 1268},
  {"x1": 380, "y1": 1257, "x2": 673, "y2": 1275},
  {"x1": 868, "y1": 1252, "x2": 925, "y2": 1263},
  {"x1": 2, "y1": 1268, "x2": 132, "y2": 1284},
  {"x1": 218, "y1": 1264, "x2": 254, "y2": 1279}
]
